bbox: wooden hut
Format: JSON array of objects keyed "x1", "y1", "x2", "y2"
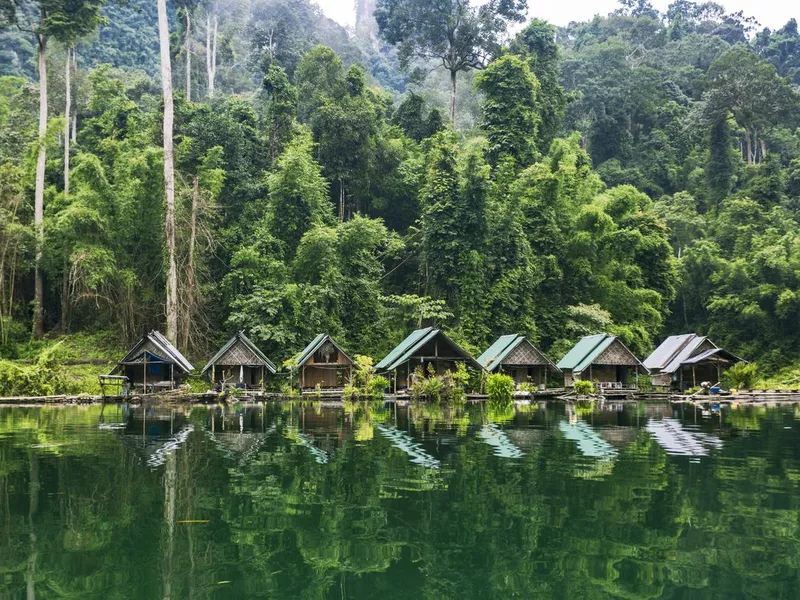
[
  {"x1": 556, "y1": 333, "x2": 645, "y2": 390},
  {"x1": 644, "y1": 334, "x2": 744, "y2": 391},
  {"x1": 201, "y1": 332, "x2": 276, "y2": 391},
  {"x1": 294, "y1": 334, "x2": 353, "y2": 389},
  {"x1": 376, "y1": 327, "x2": 483, "y2": 392},
  {"x1": 109, "y1": 330, "x2": 193, "y2": 392},
  {"x1": 477, "y1": 334, "x2": 560, "y2": 388}
]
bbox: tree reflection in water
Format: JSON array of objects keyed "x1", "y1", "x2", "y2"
[{"x1": 0, "y1": 401, "x2": 799, "y2": 598}]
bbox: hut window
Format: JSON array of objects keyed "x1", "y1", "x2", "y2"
[{"x1": 314, "y1": 341, "x2": 337, "y2": 363}]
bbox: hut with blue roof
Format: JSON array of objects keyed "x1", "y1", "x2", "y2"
[
  {"x1": 644, "y1": 334, "x2": 744, "y2": 390},
  {"x1": 556, "y1": 333, "x2": 645, "y2": 390},
  {"x1": 293, "y1": 334, "x2": 353, "y2": 389},
  {"x1": 477, "y1": 335, "x2": 560, "y2": 388},
  {"x1": 376, "y1": 327, "x2": 483, "y2": 392}
]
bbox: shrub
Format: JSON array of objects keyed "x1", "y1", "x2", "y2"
[
  {"x1": 343, "y1": 383, "x2": 359, "y2": 400},
  {"x1": 421, "y1": 376, "x2": 442, "y2": 403},
  {"x1": 725, "y1": 362, "x2": 758, "y2": 389},
  {"x1": 369, "y1": 375, "x2": 390, "y2": 396},
  {"x1": 574, "y1": 379, "x2": 595, "y2": 395},
  {"x1": 486, "y1": 373, "x2": 515, "y2": 405}
]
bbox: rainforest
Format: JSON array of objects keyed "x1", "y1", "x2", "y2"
[{"x1": 1, "y1": 0, "x2": 800, "y2": 393}]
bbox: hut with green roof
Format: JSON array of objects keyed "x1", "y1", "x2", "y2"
[
  {"x1": 293, "y1": 334, "x2": 353, "y2": 389},
  {"x1": 201, "y1": 331, "x2": 276, "y2": 391},
  {"x1": 376, "y1": 327, "x2": 483, "y2": 392},
  {"x1": 477, "y1": 335, "x2": 560, "y2": 388},
  {"x1": 556, "y1": 333, "x2": 645, "y2": 390}
]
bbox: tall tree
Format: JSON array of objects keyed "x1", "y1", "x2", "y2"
[
  {"x1": 205, "y1": 2, "x2": 217, "y2": 97},
  {"x1": 175, "y1": 0, "x2": 203, "y2": 101},
  {"x1": 475, "y1": 54, "x2": 540, "y2": 166},
  {"x1": 375, "y1": 0, "x2": 527, "y2": 122},
  {"x1": 157, "y1": 0, "x2": 178, "y2": 343},
  {"x1": 0, "y1": 0, "x2": 105, "y2": 338}
]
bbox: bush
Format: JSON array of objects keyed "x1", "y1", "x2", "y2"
[
  {"x1": 725, "y1": 362, "x2": 758, "y2": 389},
  {"x1": 421, "y1": 376, "x2": 442, "y2": 403},
  {"x1": 573, "y1": 379, "x2": 595, "y2": 395},
  {"x1": 369, "y1": 375, "x2": 390, "y2": 396},
  {"x1": 486, "y1": 373, "x2": 515, "y2": 405}
]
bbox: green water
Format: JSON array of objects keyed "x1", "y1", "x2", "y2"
[{"x1": 0, "y1": 401, "x2": 799, "y2": 598}]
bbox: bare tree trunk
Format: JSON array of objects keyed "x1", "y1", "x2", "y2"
[
  {"x1": 184, "y1": 10, "x2": 191, "y2": 101},
  {"x1": 158, "y1": 0, "x2": 179, "y2": 344},
  {"x1": 60, "y1": 256, "x2": 69, "y2": 332},
  {"x1": 745, "y1": 130, "x2": 753, "y2": 166},
  {"x1": 63, "y1": 47, "x2": 71, "y2": 198},
  {"x1": 33, "y1": 24, "x2": 47, "y2": 340},
  {"x1": 206, "y1": 8, "x2": 218, "y2": 98},
  {"x1": 182, "y1": 175, "x2": 199, "y2": 349},
  {"x1": 449, "y1": 69, "x2": 456, "y2": 124},
  {"x1": 759, "y1": 137, "x2": 767, "y2": 164},
  {"x1": 71, "y1": 48, "x2": 77, "y2": 144}
]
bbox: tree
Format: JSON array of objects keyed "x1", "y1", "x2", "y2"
[
  {"x1": 475, "y1": 54, "x2": 540, "y2": 166},
  {"x1": 262, "y1": 63, "x2": 296, "y2": 163},
  {"x1": 157, "y1": 0, "x2": 179, "y2": 343},
  {"x1": 509, "y1": 19, "x2": 567, "y2": 151},
  {"x1": 174, "y1": 0, "x2": 204, "y2": 101},
  {"x1": 375, "y1": 0, "x2": 527, "y2": 121},
  {"x1": 702, "y1": 45, "x2": 799, "y2": 165},
  {"x1": 0, "y1": 0, "x2": 105, "y2": 338}
]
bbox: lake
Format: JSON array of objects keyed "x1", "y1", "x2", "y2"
[{"x1": 0, "y1": 400, "x2": 798, "y2": 598}]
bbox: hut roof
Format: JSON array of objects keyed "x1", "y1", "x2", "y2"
[
  {"x1": 111, "y1": 330, "x2": 193, "y2": 374},
  {"x1": 295, "y1": 334, "x2": 353, "y2": 368},
  {"x1": 476, "y1": 334, "x2": 560, "y2": 373},
  {"x1": 201, "y1": 331, "x2": 276, "y2": 374},
  {"x1": 556, "y1": 333, "x2": 644, "y2": 373},
  {"x1": 644, "y1": 334, "x2": 743, "y2": 374},
  {"x1": 375, "y1": 326, "x2": 483, "y2": 372}
]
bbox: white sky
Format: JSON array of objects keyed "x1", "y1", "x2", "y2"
[{"x1": 316, "y1": 0, "x2": 797, "y2": 32}]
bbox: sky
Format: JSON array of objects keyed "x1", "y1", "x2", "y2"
[{"x1": 316, "y1": 0, "x2": 797, "y2": 32}]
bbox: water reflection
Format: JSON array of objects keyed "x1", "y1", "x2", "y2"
[
  {"x1": 1, "y1": 401, "x2": 800, "y2": 598},
  {"x1": 646, "y1": 417, "x2": 724, "y2": 457}
]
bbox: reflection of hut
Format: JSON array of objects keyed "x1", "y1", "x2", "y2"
[
  {"x1": 294, "y1": 334, "x2": 353, "y2": 389},
  {"x1": 201, "y1": 332, "x2": 276, "y2": 391},
  {"x1": 644, "y1": 334, "x2": 744, "y2": 391},
  {"x1": 375, "y1": 327, "x2": 483, "y2": 392},
  {"x1": 477, "y1": 334, "x2": 560, "y2": 387},
  {"x1": 557, "y1": 333, "x2": 645, "y2": 390},
  {"x1": 109, "y1": 331, "x2": 193, "y2": 392}
]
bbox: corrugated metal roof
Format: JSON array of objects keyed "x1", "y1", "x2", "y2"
[
  {"x1": 376, "y1": 328, "x2": 483, "y2": 372},
  {"x1": 150, "y1": 330, "x2": 194, "y2": 372},
  {"x1": 557, "y1": 333, "x2": 644, "y2": 374},
  {"x1": 662, "y1": 336, "x2": 711, "y2": 373},
  {"x1": 557, "y1": 334, "x2": 608, "y2": 371},
  {"x1": 477, "y1": 335, "x2": 561, "y2": 373},
  {"x1": 294, "y1": 334, "x2": 352, "y2": 368},
  {"x1": 375, "y1": 327, "x2": 433, "y2": 371},
  {"x1": 201, "y1": 331, "x2": 277, "y2": 374},
  {"x1": 574, "y1": 335, "x2": 617, "y2": 373},
  {"x1": 682, "y1": 347, "x2": 744, "y2": 365},
  {"x1": 643, "y1": 334, "x2": 696, "y2": 371},
  {"x1": 112, "y1": 330, "x2": 194, "y2": 375},
  {"x1": 477, "y1": 334, "x2": 520, "y2": 371}
]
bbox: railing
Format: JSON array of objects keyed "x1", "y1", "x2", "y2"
[{"x1": 595, "y1": 381, "x2": 638, "y2": 390}]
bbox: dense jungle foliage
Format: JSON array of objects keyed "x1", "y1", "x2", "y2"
[{"x1": 1, "y1": 0, "x2": 799, "y2": 380}]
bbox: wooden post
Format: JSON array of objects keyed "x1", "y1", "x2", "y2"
[
  {"x1": 692, "y1": 366, "x2": 696, "y2": 388},
  {"x1": 212, "y1": 364, "x2": 215, "y2": 386},
  {"x1": 144, "y1": 353, "x2": 147, "y2": 393},
  {"x1": 170, "y1": 363, "x2": 174, "y2": 387},
  {"x1": 261, "y1": 365, "x2": 265, "y2": 392},
  {"x1": 239, "y1": 364, "x2": 243, "y2": 384}
]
